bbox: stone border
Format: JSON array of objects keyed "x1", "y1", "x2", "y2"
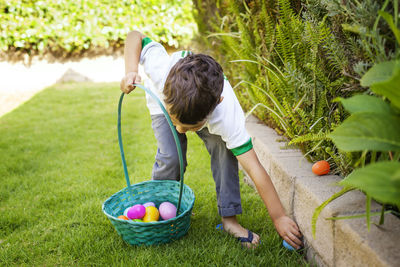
[{"x1": 243, "y1": 115, "x2": 400, "y2": 267}]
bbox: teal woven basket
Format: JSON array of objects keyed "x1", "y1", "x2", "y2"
[{"x1": 102, "y1": 84, "x2": 195, "y2": 246}]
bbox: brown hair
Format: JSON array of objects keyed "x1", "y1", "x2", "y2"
[{"x1": 163, "y1": 54, "x2": 224, "y2": 124}]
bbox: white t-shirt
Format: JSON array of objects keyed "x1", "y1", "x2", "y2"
[{"x1": 139, "y1": 39, "x2": 252, "y2": 156}]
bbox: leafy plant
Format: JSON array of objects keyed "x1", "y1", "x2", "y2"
[
  {"x1": 311, "y1": 9, "x2": 400, "y2": 236},
  {"x1": 287, "y1": 0, "x2": 400, "y2": 171},
  {"x1": 194, "y1": 0, "x2": 399, "y2": 178},
  {"x1": 205, "y1": 0, "x2": 351, "y2": 167},
  {"x1": 312, "y1": 57, "x2": 400, "y2": 237}
]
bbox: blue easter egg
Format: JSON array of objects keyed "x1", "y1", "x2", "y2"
[{"x1": 283, "y1": 240, "x2": 295, "y2": 251}]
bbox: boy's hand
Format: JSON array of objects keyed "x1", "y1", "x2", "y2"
[
  {"x1": 273, "y1": 215, "x2": 303, "y2": 249},
  {"x1": 120, "y1": 71, "x2": 141, "y2": 94},
  {"x1": 237, "y1": 149, "x2": 303, "y2": 249}
]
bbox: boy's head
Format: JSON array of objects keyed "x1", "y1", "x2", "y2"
[{"x1": 164, "y1": 53, "x2": 224, "y2": 130}]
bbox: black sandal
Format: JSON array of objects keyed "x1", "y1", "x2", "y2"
[
  {"x1": 237, "y1": 229, "x2": 254, "y2": 244},
  {"x1": 216, "y1": 224, "x2": 256, "y2": 246}
]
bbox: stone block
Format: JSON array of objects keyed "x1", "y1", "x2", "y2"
[
  {"x1": 268, "y1": 156, "x2": 295, "y2": 216},
  {"x1": 306, "y1": 242, "x2": 328, "y2": 267},
  {"x1": 251, "y1": 137, "x2": 274, "y2": 174},
  {"x1": 246, "y1": 116, "x2": 299, "y2": 157},
  {"x1": 244, "y1": 115, "x2": 400, "y2": 267},
  {"x1": 294, "y1": 175, "x2": 341, "y2": 266},
  {"x1": 335, "y1": 214, "x2": 400, "y2": 267},
  {"x1": 294, "y1": 175, "x2": 382, "y2": 266}
]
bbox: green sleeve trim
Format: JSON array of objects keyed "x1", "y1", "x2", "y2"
[
  {"x1": 141, "y1": 37, "x2": 152, "y2": 48},
  {"x1": 231, "y1": 138, "x2": 253, "y2": 156}
]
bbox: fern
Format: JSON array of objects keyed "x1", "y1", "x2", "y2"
[
  {"x1": 194, "y1": 0, "x2": 398, "y2": 180},
  {"x1": 323, "y1": 34, "x2": 349, "y2": 73},
  {"x1": 281, "y1": 98, "x2": 298, "y2": 136},
  {"x1": 289, "y1": 130, "x2": 329, "y2": 145},
  {"x1": 276, "y1": 24, "x2": 295, "y2": 67}
]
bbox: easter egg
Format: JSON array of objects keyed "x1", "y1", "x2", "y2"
[
  {"x1": 117, "y1": 215, "x2": 129, "y2": 220},
  {"x1": 132, "y1": 219, "x2": 143, "y2": 222},
  {"x1": 127, "y1": 204, "x2": 146, "y2": 219},
  {"x1": 143, "y1": 202, "x2": 156, "y2": 207},
  {"x1": 283, "y1": 240, "x2": 296, "y2": 251},
  {"x1": 159, "y1": 202, "x2": 177, "y2": 220},
  {"x1": 123, "y1": 207, "x2": 130, "y2": 217},
  {"x1": 312, "y1": 160, "x2": 330, "y2": 175},
  {"x1": 142, "y1": 206, "x2": 159, "y2": 222}
]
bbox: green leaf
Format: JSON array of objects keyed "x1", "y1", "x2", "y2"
[
  {"x1": 341, "y1": 23, "x2": 365, "y2": 35},
  {"x1": 339, "y1": 95, "x2": 392, "y2": 115},
  {"x1": 312, "y1": 187, "x2": 354, "y2": 239},
  {"x1": 325, "y1": 210, "x2": 392, "y2": 220},
  {"x1": 361, "y1": 60, "x2": 399, "y2": 86},
  {"x1": 372, "y1": 74, "x2": 400, "y2": 110},
  {"x1": 339, "y1": 161, "x2": 400, "y2": 207},
  {"x1": 360, "y1": 60, "x2": 400, "y2": 109},
  {"x1": 378, "y1": 11, "x2": 400, "y2": 45},
  {"x1": 329, "y1": 113, "x2": 400, "y2": 152}
]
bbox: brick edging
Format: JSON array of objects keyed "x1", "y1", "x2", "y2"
[{"x1": 242, "y1": 115, "x2": 400, "y2": 267}]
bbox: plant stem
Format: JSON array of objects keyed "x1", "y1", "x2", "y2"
[
  {"x1": 379, "y1": 204, "x2": 385, "y2": 225},
  {"x1": 366, "y1": 194, "x2": 371, "y2": 231},
  {"x1": 389, "y1": 151, "x2": 393, "y2": 161},
  {"x1": 370, "y1": 151, "x2": 377, "y2": 163}
]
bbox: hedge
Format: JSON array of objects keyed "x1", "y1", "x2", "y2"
[{"x1": 0, "y1": 0, "x2": 196, "y2": 62}]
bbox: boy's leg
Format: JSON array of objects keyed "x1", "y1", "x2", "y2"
[
  {"x1": 151, "y1": 114, "x2": 187, "y2": 181},
  {"x1": 196, "y1": 127, "x2": 242, "y2": 216},
  {"x1": 196, "y1": 127, "x2": 260, "y2": 248}
]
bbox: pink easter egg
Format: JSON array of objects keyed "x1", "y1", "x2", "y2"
[
  {"x1": 159, "y1": 202, "x2": 177, "y2": 220},
  {"x1": 143, "y1": 202, "x2": 156, "y2": 207},
  {"x1": 127, "y1": 204, "x2": 146, "y2": 219}
]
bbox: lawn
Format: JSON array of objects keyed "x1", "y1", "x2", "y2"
[{"x1": 0, "y1": 82, "x2": 307, "y2": 266}]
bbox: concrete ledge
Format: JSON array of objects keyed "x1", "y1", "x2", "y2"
[{"x1": 243, "y1": 115, "x2": 400, "y2": 267}]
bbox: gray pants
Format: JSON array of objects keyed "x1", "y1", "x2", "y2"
[{"x1": 151, "y1": 114, "x2": 242, "y2": 217}]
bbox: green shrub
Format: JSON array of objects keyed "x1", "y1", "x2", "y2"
[
  {"x1": 0, "y1": 0, "x2": 196, "y2": 62},
  {"x1": 192, "y1": 0, "x2": 399, "y2": 177},
  {"x1": 313, "y1": 57, "x2": 400, "y2": 236}
]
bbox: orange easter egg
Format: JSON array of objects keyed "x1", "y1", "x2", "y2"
[
  {"x1": 312, "y1": 160, "x2": 330, "y2": 175},
  {"x1": 117, "y1": 215, "x2": 129, "y2": 220}
]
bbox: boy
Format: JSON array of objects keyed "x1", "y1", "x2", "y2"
[{"x1": 120, "y1": 31, "x2": 303, "y2": 249}]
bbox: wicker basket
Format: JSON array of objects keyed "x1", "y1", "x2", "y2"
[{"x1": 102, "y1": 85, "x2": 195, "y2": 246}]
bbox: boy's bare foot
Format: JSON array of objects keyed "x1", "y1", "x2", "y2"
[{"x1": 221, "y1": 216, "x2": 260, "y2": 249}]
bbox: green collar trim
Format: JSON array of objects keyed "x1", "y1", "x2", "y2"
[
  {"x1": 142, "y1": 37, "x2": 152, "y2": 48},
  {"x1": 181, "y1": 50, "x2": 192, "y2": 58},
  {"x1": 230, "y1": 138, "x2": 253, "y2": 156}
]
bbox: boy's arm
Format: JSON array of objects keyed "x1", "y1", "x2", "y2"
[
  {"x1": 120, "y1": 30, "x2": 145, "y2": 94},
  {"x1": 237, "y1": 148, "x2": 303, "y2": 249}
]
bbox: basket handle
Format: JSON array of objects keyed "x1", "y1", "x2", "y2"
[{"x1": 117, "y1": 84, "x2": 185, "y2": 214}]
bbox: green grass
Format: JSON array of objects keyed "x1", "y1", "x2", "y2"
[{"x1": 0, "y1": 82, "x2": 307, "y2": 266}]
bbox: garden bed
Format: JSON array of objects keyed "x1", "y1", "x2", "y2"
[{"x1": 242, "y1": 115, "x2": 400, "y2": 267}]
